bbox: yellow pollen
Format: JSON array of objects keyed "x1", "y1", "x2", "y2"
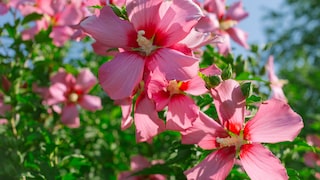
[
  {"x1": 216, "y1": 135, "x2": 246, "y2": 150},
  {"x1": 136, "y1": 30, "x2": 157, "y2": 56},
  {"x1": 167, "y1": 80, "x2": 181, "y2": 95},
  {"x1": 219, "y1": 20, "x2": 238, "y2": 30},
  {"x1": 69, "y1": 93, "x2": 79, "y2": 103}
]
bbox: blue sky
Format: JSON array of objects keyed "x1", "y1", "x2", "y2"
[{"x1": 227, "y1": 0, "x2": 284, "y2": 55}]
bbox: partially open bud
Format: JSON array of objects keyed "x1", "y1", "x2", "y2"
[
  {"x1": 240, "y1": 82, "x2": 252, "y2": 98},
  {"x1": 203, "y1": 75, "x2": 221, "y2": 89},
  {"x1": 221, "y1": 64, "x2": 232, "y2": 80}
]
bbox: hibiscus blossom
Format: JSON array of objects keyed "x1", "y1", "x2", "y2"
[
  {"x1": 266, "y1": 55, "x2": 288, "y2": 102},
  {"x1": 182, "y1": 79, "x2": 303, "y2": 179},
  {"x1": 80, "y1": 0, "x2": 203, "y2": 100},
  {"x1": 195, "y1": 0, "x2": 249, "y2": 55},
  {"x1": 46, "y1": 68, "x2": 102, "y2": 128}
]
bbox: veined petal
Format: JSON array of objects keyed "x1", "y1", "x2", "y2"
[
  {"x1": 185, "y1": 147, "x2": 235, "y2": 180},
  {"x1": 148, "y1": 48, "x2": 199, "y2": 81},
  {"x1": 181, "y1": 112, "x2": 228, "y2": 150},
  {"x1": 166, "y1": 95, "x2": 199, "y2": 131},
  {"x1": 226, "y1": 1, "x2": 249, "y2": 21},
  {"x1": 227, "y1": 27, "x2": 249, "y2": 49},
  {"x1": 184, "y1": 75, "x2": 208, "y2": 96},
  {"x1": 76, "y1": 68, "x2": 98, "y2": 93},
  {"x1": 61, "y1": 104, "x2": 80, "y2": 128},
  {"x1": 80, "y1": 6, "x2": 136, "y2": 48},
  {"x1": 156, "y1": 0, "x2": 203, "y2": 46},
  {"x1": 98, "y1": 52, "x2": 145, "y2": 100},
  {"x1": 126, "y1": 0, "x2": 162, "y2": 31},
  {"x1": 240, "y1": 143, "x2": 288, "y2": 180},
  {"x1": 134, "y1": 94, "x2": 165, "y2": 143},
  {"x1": 210, "y1": 79, "x2": 245, "y2": 134},
  {"x1": 78, "y1": 95, "x2": 102, "y2": 111},
  {"x1": 244, "y1": 99, "x2": 303, "y2": 143}
]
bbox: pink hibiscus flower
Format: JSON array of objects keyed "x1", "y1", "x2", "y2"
[
  {"x1": 182, "y1": 79, "x2": 303, "y2": 179},
  {"x1": 118, "y1": 155, "x2": 166, "y2": 180},
  {"x1": 146, "y1": 68, "x2": 208, "y2": 131},
  {"x1": 195, "y1": 0, "x2": 249, "y2": 55},
  {"x1": 266, "y1": 55, "x2": 288, "y2": 102},
  {"x1": 0, "y1": 2, "x2": 9, "y2": 15},
  {"x1": 80, "y1": 0, "x2": 203, "y2": 100},
  {"x1": 304, "y1": 135, "x2": 320, "y2": 179},
  {"x1": 46, "y1": 68, "x2": 102, "y2": 128},
  {"x1": 10, "y1": 0, "x2": 88, "y2": 46}
]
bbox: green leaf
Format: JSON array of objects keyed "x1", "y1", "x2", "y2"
[{"x1": 22, "y1": 13, "x2": 43, "y2": 25}]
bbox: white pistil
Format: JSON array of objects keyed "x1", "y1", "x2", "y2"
[
  {"x1": 136, "y1": 30, "x2": 157, "y2": 56},
  {"x1": 219, "y1": 20, "x2": 238, "y2": 30},
  {"x1": 167, "y1": 80, "x2": 181, "y2": 95},
  {"x1": 69, "y1": 93, "x2": 79, "y2": 103},
  {"x1": 216, "y1": 135, "x2": 246, "y2": 150}
]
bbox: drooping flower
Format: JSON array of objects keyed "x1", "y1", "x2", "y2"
[
  {"x1": 46, "y1": 68, "x2": 102, "y2": 128},
  {"x1": 80, "y1": 0, "x2": 203, "y2": 100},
  {"x1": 118, "y1": 155, "x2": 166, "y2": 180},
  {"x1": 146, "y1": 68, "x2": 208, "y2": 131},
  {"x1": 194, "y1": 0, "x2": 249, "y2": 55},
  {"x1": 266, "y1": 55, "x2": 288, "y2": 102},
  {"x1": 182, "y1": 79, "x2": 303, "y2": 179}
]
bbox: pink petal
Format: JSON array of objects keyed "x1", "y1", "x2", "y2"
[
  {"x1": 75, "y1": 68, "x2": 98, "y2": 93},
  {"x1": 148, "y1": 48, "x2": 199, "y2": 81},
  {"x1": 98, "y1": 52, "x2": 145, "y2": 100},
  {"x1": 216, "y1": 32, "x2": 231, "y2": 55},
  {"x1": 204, "y1": 0, "x2": 226, "y2": 18},
  {"x1": 306, "y1": 135, "x2": 320, "y2": 147},
  {"x1": 244, "y1": 99, "x2": 303, "y2": 143},
  {"x1": 80, "y1": 6, "x2": 136, "y2": 48},
  {"x1": 115, "y1": 98, "x2": 134, "y2": 130},
  {"x1": 47, "y1": 83, "x2": 67, "y2": 105},
  {"x1": 183, "y1": 75, "x2": 208, "y2": 96},
  {"x1": 55, "y1": 4, "x2": 83, "y2": 26},
  {"x1": 185, "y1": 147, "x2": 235, "y2": 180},
  {"x1": 0, "y1": 118, "x2": 8, "y2": 125},
  {"x1": 61, "y1": 104, "x2": 80, "y2": 128},
  {"x1": 181, "y1": 112, "x2": 228, "y2": 150},
  {"x1": 240, "y1": 143, "x2": 288, "y2": 180},
  {"x1": 78, "y1": 95, "x2": 102, "y2": 111},
  {"x1": 156, "y1": 0, "x2": 203, "y2": 46},
  {"x1": 227, "y1": 27, "x2": 249, "y2": 49},
  {"x1": 131, "y1": 155, "x2": 150, "y2": 171},
  {"x1": 195, "y1": 13, "x2": 220, "y2": 32},
  {"x1": 166, "y1": 94, "x2": 199, "y2": 131},
  {"x1": 0, "y1": 103, "x2": 11, "y2": 116},
  {"x1": 304, "y1": 152, "x2": 320, "y2": 167},
  {"x1": 210, "y1": 79, "x2": 245, "y2": 134},
  {"x1": 134, "y1": 94, "x2": 165, "y2": 143},
  {"x1": 92, "y1": 41, "x2": 119, "y2": 56},
  {"x1": 50, "y1": 26, "x2": 74, "y2": 46},
  {"x1": 226, "y1": 1, "x2": 249, "y2": 21},
  {"x1": 50, "y1": 68, "x2": 68, "y2": 84},
  {"x1": 126, "y1": 0, "x2": 162, "y2": 31},
  {"x1": 200, "y1": 64, "x2": 222, "y2": 76},
  {"x1": 0, "y1": 3, "x2": 8, "y2": 15}
]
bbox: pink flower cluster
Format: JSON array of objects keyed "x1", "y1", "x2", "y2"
[{"x1": 77, "y1": 0, "x2": 304, "y2": 179}]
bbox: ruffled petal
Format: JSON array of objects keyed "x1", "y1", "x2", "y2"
[
  {"x1": 80, "y1": 6, "x2": 136, "y2": 48},
  {"x1": 185, "y1": 147, "x2": 235, "y2": 180},
  {"x1": 47, "y1": 83, "x2": 67, "y2": 105},
  {"x1": 240, "y1": 143, "x2": 288, "y2": 180},
  {"x1": 166, "y1": 94, "x2": 199, "y2": 131},
  {"x1": 98, "y1": 52, "x2": 145, "y2": 100},
  {"x1": 210, "y1": 79, "x2": 245, "y2": 134},
  {"x1": 181, "y1": 112, "x2": 228, "y2": 150},
  {"x1": 148, "y1": 48, "x2": 199, "y2": 81},
  {"x1": 244, "y1": 99, "x2": 303, "y2": 143},
  {"x1": 61, "y1": 104, "x2": 80, "y2": 128},
  {"x1": 134, "y1": 94, "x2": 165, "y2": 143},
  {"x1": 78, "y1": 95, "x2": 102, "y2": 111},
  {"x1": 115, "y1": 98, "x2": 134, "y2": 130}
]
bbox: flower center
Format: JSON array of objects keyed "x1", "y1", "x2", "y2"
[
  {"x1": 68, "y1": 92, "x2": 79, "y2": 103},
  {"x1": 216, "y1": 134, "x2": 247, "y2": 150},
  {"x1": 167, "y1": 80, "x2": 182, "y2": 95},
  {"x1": 219, "y1": 20, "x2": 237, "y2": 30},
  {"x1": 136, "y1": 30, "x2": 157, "y2": 56}
]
